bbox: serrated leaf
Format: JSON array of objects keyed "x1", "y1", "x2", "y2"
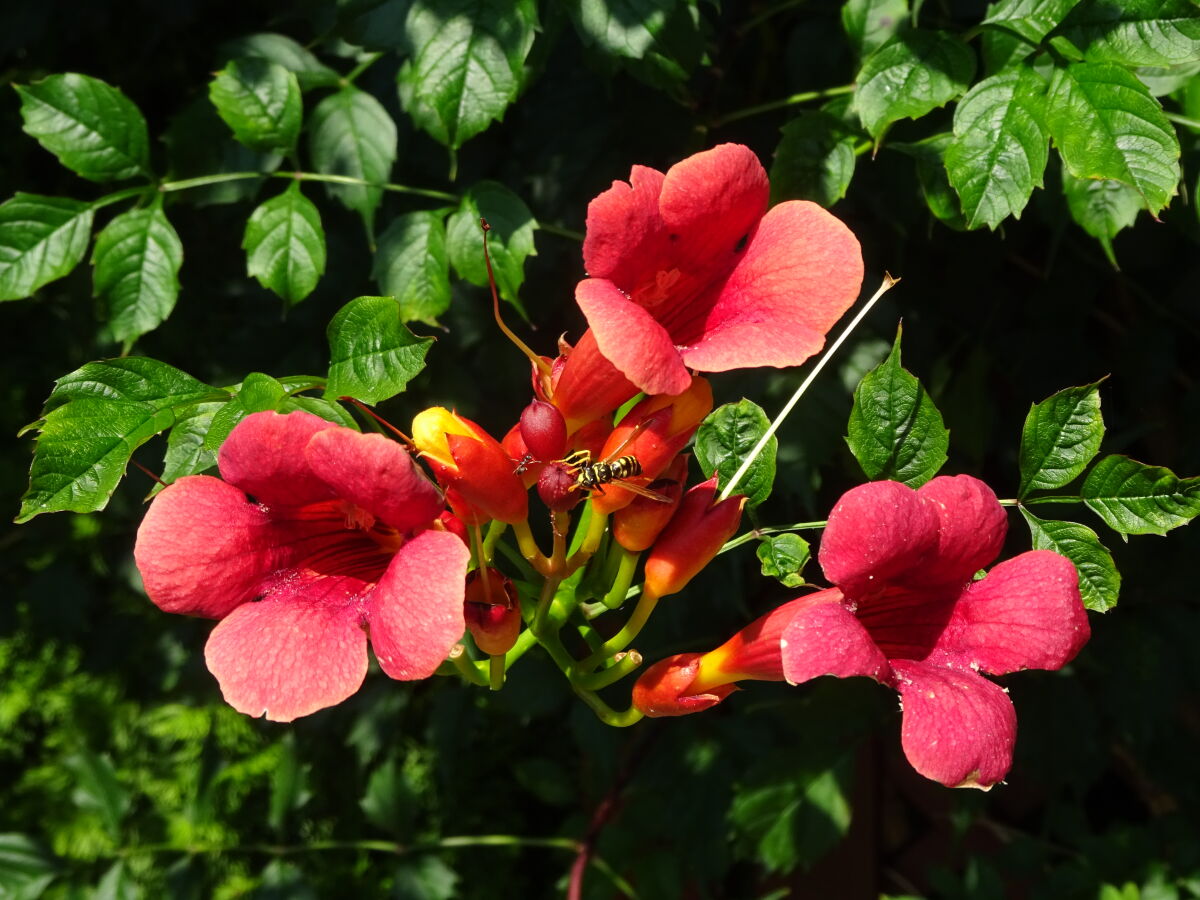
[
  {"x1": 204, "y1": 373, "x2": 288, "y2": 450},
  {"x1": 694, "y1": 399, "x2": 776, "y2": 508},
  {"x1": 445, "y1": 181, "x2": 537, "y2": 306},
  {"x1": 161, "y1": 401, "x2": 223, "y2": 486},
  {"x1": 0, "y1": 834, "x2": 61, "y2": 900},
  {"x1": 373, "y1": 212, "x2": 451, "y2": 326},
  {"x1": 282, "y1": 395, "x2": 358, "y2": 430},
  {"x1": 218, "y1": 33, "x2": 341, "y2": 90},
  {"x1": 397, "y1": 0, "x2": 538, "y2": 148},
  {"x1": 15, "y1": 73, "x2": 150, "y2": 182},
  {"x1": 757, "y1": 533, "x2": 811, "y2": 588},
  {"x1": 308, "y1": 88, "x2": 398, "y2": 234},
  {"x1": 1018, "y1": 381, "x2": 1105, "y2": 496},
  {"x1": 1020, "y1": 509, "x2": 1120, "y2": 611},
  {"x1": 946, "y1": 65, "x2": 1050, "y2": 229},
  {"x1": 326, "y1": 296, "x2": 434, "y2": 403},
  {"x1": 209, "y1": 58, "x2": 302, "y2": 153},
  {"x1": 1062, "y1": 168, "x2": 1143, "y2": 268},
  {"x1": 92, "y1": 201, "x2": 183, "y2": 345},
  {"x1": 1045, "y1": 62, "x2": 1180, "y2": 214},
  {"x1": 163, "y1": 97, "x2": 282, "y2": 208},
  {"x1": 1051, "y1": 0, "x2": 1200, "y2": 67},
  {"x1": 65, "y1": 752, "x2": 130, "y2": 838},
  {"x1": 852, "y1": 30, "x2": 976, "y2": 138},
  {"x1": 566, "y1": 0, "x2": 676, "y2": 59},
  {"x1": 0, "y1": 194, "x2": 94, "y2": 301},
  {"x1": 982, "y1": 28, "x2": 1036, "y2": 74},
  {"x1": 1081, "y1": 455, "x2": 1200, "y2": 536},
  {"x1": 243, "y1": 182, "x2": 326, "y2": 304},
  {"x1": 18, "y1": 359, "x2": 217, "y2": 521},
  {"x1": 846, "y1": 330, "x2": 948, "y2": 487},
  {"x1": 770, "y1": 111, "x2": 859, "y2": 207},
  {"x1": 983, "y1": 0, "x2": 1081, "y2": 45},
  {"x1": 842, "y1": 0, "x2": 908, "y2": 58}
]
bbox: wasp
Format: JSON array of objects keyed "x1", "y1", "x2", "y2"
[{"x1": 562, "y1": 449, "x2": 672, "y2": 503}]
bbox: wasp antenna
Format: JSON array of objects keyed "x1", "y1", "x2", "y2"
[
  {"x1": 481, "y1": 217, "x2": 551, "y2": 377},
  {"x1": 340, "y1": 396, "x2": 416, "y2": 449},
  {"x1": 132, "y1": 459, "x2": 170, "y2": 488}
]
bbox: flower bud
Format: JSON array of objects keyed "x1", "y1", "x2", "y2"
[
  {"x1": 412, "y1": 407, "x2": 528, "y2": 525},
  {"x1": 501, "y1": 424, "x2": 543, "y2": 488},
  {"x1": 537, "y1": 460, "x2": 583, "y2": 512},
  {"x1": 463, "y1": 567, "x2": 521, "y2": 655},
  {"x1": 546, "y1": 330, "x2": 640, "y2": 432},
  {"x1": 611, "y1": 455, "x2": 688, "y2": 551},
  {"x1": 519, "y1": 399, "x2": 567, "y2": 461},
  {"x1": 590, "y1": 377, "x2": 713, "y2": 515},
  {"x1": 631, "y1": 653, "x2": 738, "y2": 718},
  {"x1": 643, "y1": 476, "x2": 745, "y2": 599},
  {"x1": 436, "y1": 510, "x2": 469, "y2": 545}
]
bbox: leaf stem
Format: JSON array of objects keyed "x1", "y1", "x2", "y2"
[
  {"x1": 713, "y1": 84, "x2": 855, "y2": 127},
  {"x1": 719, "y1": 520, "x2": 827, "y2": 554},
  {"x1": 537, "y1": 221, "x2": 585, "y2": 242},
  {"x1": 1021, "y1": 495, "x2": 1083, "y2": 505},
  {"x1": 718, "y1": 273, "x2": 899, "y2": 502},
  {"x1": 343, "y1": 52, "x2": 384, "y2": 85},
  {"x1": 1164, "y1": 111, "x2": 1200, "y2": 131},
  {"x1": 90, "y1": 186, "x2": 152, "y2": 210}
]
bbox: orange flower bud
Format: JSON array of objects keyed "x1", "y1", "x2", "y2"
[
  {"x1": 547, "y1": 329, "x2": 640, "y2": 432},
  {"x1": 611, "y1": 455, "x2": 688, "y2": 551},
  {"x1": 631, "y1": 653, "x2": 738, "y2": 718},
  {"x1": 463, "y1": 567, "x2": 522, "y2": 656},
  {"x1": 501, "y1": 423, "x2": 543, "y2": 488},
  {"x1": 642, "y1": 476, "x2": 744, "y2": 599},
  {"x1": 412, "y1": 408, "x2": 528, "y2": 525},
  {"x1": 590, "y1": 377, "x2": 713, "y2": 515}
]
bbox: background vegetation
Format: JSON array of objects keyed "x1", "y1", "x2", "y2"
[{"x1": 2, "y1": 0, "x2": 1199, "y2": 896}]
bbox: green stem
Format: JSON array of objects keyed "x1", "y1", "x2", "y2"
[
  {"x1": 537, "y1": 221, "x2": 585, "y2": 242},
  {"x1": 344, "y1": 51, "x2": 384, "y2": 84},
  {"x1": 572, "y1": 688, "x2": 645, "y2": 728},
  {"x1": 448, "y1": 646, "x2": 489, "y2": 687},
  {"x1": 573, "y1": 651, "x2": 643, "y2": 690},
  {"x1": 714, "y1": 84, "x2": 855, "y2": 127},
  {"x1": 1165, "y1": 111, "x2": 1200, "y2": 131},
  {"x1": 601, "y1": 547, "x2": 641, "y2": 610},
  {"x1": 158, "y1": 171, "x2": 266, "y2": 192},
  {"x1": 719, "y1": 273, "x2": 899, "y2": 502},
  {"x1": 736, "y1": 0, "x2": 806, "y2": 35},
  {"x1": 482, "y1": 520, "x2": 507, "y2": 564},
  {"x1": 581, "y1": 589, "x2": 660, "y2": 670},
  {"x1": 91, "y1": 186, "x2": 152, "y2": 210},
  {"x1": 719, "y1": 520, "x2": 827, "y2": 554},
  {"x1": 1020, "y1": 495, "x2": 1083, "y2": 505},
  {"x1": 488, "y1": 655, "x2": 505, "y2": 691}
]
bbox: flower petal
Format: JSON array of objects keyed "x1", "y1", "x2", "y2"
[
  {"x1": 780, "y1": 591, "x2": 891, "y2": 685},
  {"x1": 549, "y1": 329, "x2": 640, "y2": 432},
  {"x1": 819, "y1": 481, "x2": 940, "y2": 596},
  {"x1": 583, "y1": 165, "x2": 669, "y2": 287},
  {"x1": 135, "y1": 475, "x2": 274, "y2": 619},
  {"x1": 218, "y1": 410, "x2": 339, "y2": 507},
  {"x1": 305, "y1": 428, "x2": 444, "y2": 533},
  {"x1": 576, "y1": 277, "x2": 693, "y2": 396},
  {"x1": 204, "y1": 575, "x2": 369, "y2": 722},
  {"x1": 891, "y1": 659, "x2": 1016, "y2": 789},
  {"x1": 911, "y1": 475, "x2": 1007, "y2": 586},
  {"x1": 936, "y1": 550, "x2": 1090, "y2": 675},
  {"x1": 680, "y1": 201, "x2": 863, "y2": 373},
  {"x1": 366, "y1": 529, "x2": 470, "y2": 680}
]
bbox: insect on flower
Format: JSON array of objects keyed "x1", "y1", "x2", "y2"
[{"x1": 561, "y1": 418, "x2": 674, "y2": 504}]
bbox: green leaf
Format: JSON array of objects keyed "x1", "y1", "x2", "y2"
[
  {"x1": 1018, "y1": 381, "x2": 1105, "y2": 496},
  {"x1": 92, "y1": 201, "x2": 184, "y2": 346},
  {"x1": 14, "y1": 73, "x2": 150, "y2": 182},
  {"x1": 770, "y1": 111, "x2": 859, "y2": 207},
  {"x1": 326, "y1": 296, "x2": 434, "y2": 403},
  {"x1": 983, "y1": 0, "x2": 1081, "y2": 45},
  {"x1": 65, "y1": 752, "x2": 130, "y2": 839},
  {"x1": 694, "y1": 399, "x2": 776, "y2": 508},
  {"x1": 1081, "y1": 455, "x2": 1200, "y2": 536},
  {"x1": 17, "y1": 359, "x2": 217, "y2": 521},
  {"x1": 1051, "y1": 0, "x2": 1200, "y2": 67},
  {"x1": 892, "y1": 134, "x2": 968, "y2": 228},
  {"x1": 94, "y1": 861, "x2": 140, "y2": 900},
  {"x1": 0, "y1": 194, "x2": 94, "y2": 301},
  {"x1": 846, "y1": 329, "x2": 949, "y2": 487},
  {"x1": 361, "y1": 758, "x2": 418, "y2": 837},
  {"x1": 1135, "y1": 59, "x2": 1200, "y2": 96},
  {"x1": 842, "y1": 0, "x2": 908, "y2": 58},
  {"x1": 373, "y1": 212, "x2": 451, "y2": 326},
  {"x1": 208, "y1": 58, "x2": 302, "y2": 153},
  {"x1": 161, "y1": 401, "x2": 223, "y2": 486},
  {"x1": 393, "y1": 856, "x2": 459, "y2": 900},
  {"x1": 308, "y1": 88, "x2": 398, "y2": 233},
  {"x1": 218, "y1": 33, "x2": 341, "y2": 90},
  {"x1": 566, "y1": 0, "x2": 677, "y2": 59},
  {"x1": 1045, "y1": 62, "x2": 1180, "y2": 214},
  {"x1": 945, "y1": 64, "x2": 1050, "y2": 229},
  {"x1": 204, "y1": 373, "x2": 288, "y2": 450},
  {"x1": 164, "y1": 97, "x2": 282, "y2": 207},
  {"x1": 445, "y1": 181, "x2": 537, "y2": 306},
  {"x1": 757, "y1": 533, "x2": 811, "y2": 588},
  {"x1": 1062, "y1": 168, "x2": 1143, "y2": 268},
  {"x1": 1020, "y1": 509, "x2": 1120, "y2": 611},
  {"x1": 397, "y1": 0, "x2": 538, "y2": 148},
  {"x1": 852, "y1": 30, "x2": 976, "y2": 139},
  {"x1": 268, "y1": 736, "x2": 311, "y2": 833},
  {"x1": 282, "y1": 394, "x2": 357, "y2": 429},
  {"x1": 243, "y1": 182, "x2": 327, "y2": 305},
  {"x1": 0, "y1": 834, "x2": 61, "y2": 900}
]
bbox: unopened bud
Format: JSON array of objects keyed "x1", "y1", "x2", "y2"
[
  {"x1": 643, "y1": 476, "x2": 745, "y2": 599},
  {"x1": 464, "y1": 568, "x2": 521, "y2": 655},
  {"x1": 519, "y1": 399, "x2": 567, "y2": 461},
  {"x1": 612, "y1": 456, "x2": 688, "y2": 551},
  {"x1": 631, "y1": 653, "x2": 738, "y2": 718},
  {"x1": 537, "y1": 461, "x2": 582, "y2": 511}
]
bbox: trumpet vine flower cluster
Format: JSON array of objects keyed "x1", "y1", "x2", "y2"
[{"x1": 133, "y1": 143, "x2": 1090, "y2": 788}]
